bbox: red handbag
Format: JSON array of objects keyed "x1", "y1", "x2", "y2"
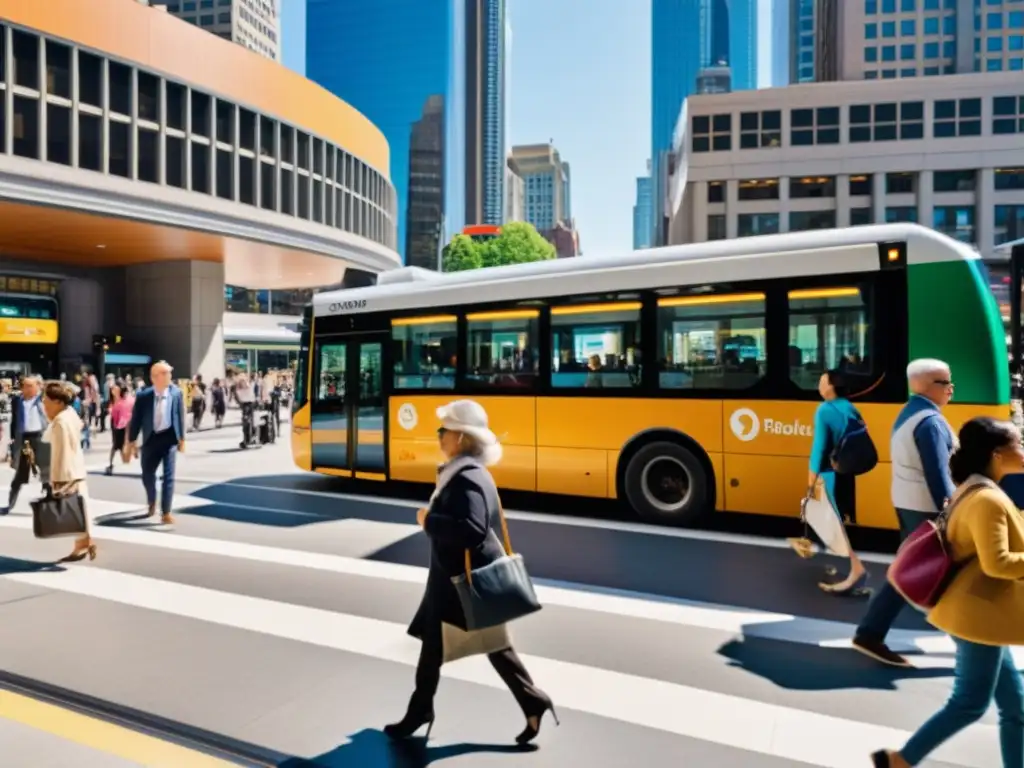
[{"x1": 886, "y1": 479, "x2": 990, "y2": 612}]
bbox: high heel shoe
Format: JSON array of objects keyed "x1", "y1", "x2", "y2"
[
  {"x1": 516, "y1": 702, "x2": 560, "y2": 745},
  {"x1": 819, "y1": 571, "x2": 869, "y2": 597},
  {"x1": 870, "y1": 749, "x2": 894, "y2": 767},
  {"x1": 383, "y1": 711, "x2": 435, "y2": 740},
  {"x1": 60, "y1": 543, "x2": 97, "y2": 563}
]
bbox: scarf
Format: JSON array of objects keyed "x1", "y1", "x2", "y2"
[{"x1": 429, "y1": 454, "x2": 479, "y2": 504}]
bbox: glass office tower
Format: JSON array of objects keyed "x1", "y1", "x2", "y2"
[{"x1": 307, "y1": 0, "x2": 466, "y2": 268}]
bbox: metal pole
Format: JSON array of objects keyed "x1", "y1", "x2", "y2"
[
  {"x1": 436, "y1": 213, "x2": 446, "y2": 272},
  {"x1": 1012, "y1": 244, "x2": 1023, "y2": 383}
]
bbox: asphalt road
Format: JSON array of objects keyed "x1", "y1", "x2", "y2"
[{"x1": 0, "y1": 415, "x2": 999, "y2": 767}]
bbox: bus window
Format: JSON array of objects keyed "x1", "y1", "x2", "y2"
[
  {"x1": 466, "y1": 309, "x2": 540, "y2": 388},
  {"x1": 392, "y1": 315, "x2": 457, "y2": 390},
  {"x1": 316, "y1": 343, "x2": 347, "y2": 401},
  {"x1": 787, "y1": 286, "x2": 872, "y2": 390},
  {"x1": 657, "y1": 292, "x2": 767, "y2": 390},
  {"x1": 551, "y1": 301, "x2": 642, "y2": 389},
  {"x1": 0, "y1": 295, "x2": 57, "y2": 319}
]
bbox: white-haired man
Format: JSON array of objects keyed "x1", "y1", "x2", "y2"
[
  {"x1": 852, "y1": 358, "x2": 956, "y2": 667},
  {"x1": 1, "y1": 375, "x2": 49, "y2": 514}
]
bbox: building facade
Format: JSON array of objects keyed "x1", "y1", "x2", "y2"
[
  {"x1": 157, "y1": 0, "x2": 280, "y2": 61},
  {"x1": 306, "y1": 0, "x2": 466, "y2": 269},
  {"x1": 667, "y1": 72, "x2": 1024, "y2": 270},
  {"x1": 505, "y1": 155, "x2": 525, "y2": 222},
  {"x1": 633, "y1": 169, "x2": 654, "y2": 249},
  {"x1": 465, "y1": 0, "x2": 507, "y2": 228},
  {"x1": 0, "y1": 0, "x2": 397, "y2": 380},
  {"x1": 510, "y1": 143, "x2": 572, "y2": 232}
]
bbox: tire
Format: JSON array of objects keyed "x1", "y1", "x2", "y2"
[{"x1": 622, "y1": 441, "x2": 710, "y2": 526}]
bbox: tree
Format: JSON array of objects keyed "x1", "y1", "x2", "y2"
[
  {"x1": 441, "y1": 233, "x2": 483, "y2": 272},
  {"x1": 442, "y1": 222, "x2": 555, "y2": 272}
]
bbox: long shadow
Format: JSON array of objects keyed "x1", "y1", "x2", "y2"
[
  {"x1": 277, "y1": 728, "x2": 532, "y2": 767},
  {"x1": 0, "y1": 555, "x2": 67, "y2": 575},
  {"x1": 717, "y1": 623, "x2": 951, "y2": 692}
]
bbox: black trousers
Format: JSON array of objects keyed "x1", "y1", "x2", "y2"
[
  {"x1": 9, "y1": 431, "x2": 49, "y2": 507},
  {"x1": 410, "y1": 619, "x2": 546, "y2": 716}
]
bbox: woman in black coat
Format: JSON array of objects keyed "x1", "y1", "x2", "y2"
[{"x1": 385, "y1": 399, "x2": 557, "y2": 745}]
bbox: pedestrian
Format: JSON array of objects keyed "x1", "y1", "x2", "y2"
[
  {"x1": 210, "y1": 378, "x2": 227, "y2": 428},
  {"x1": 385, "y1": 399, "x2": 557, "y2": 745},
  {"x1": 1, "y1": 375, "x2": 50, "y2": 515},
  {"x1": 852, "y1": 358, "x2": 957, "y2": 667},
  {"x1": 105, "y1": 380, "x2": 134, "y2": 475},
  {"x1": 190, "y1": 374, "x2": 207, "y2": 431},
  {"x1": 871, "y1": 417, "x2": 1024, "y2": 768},
  {"x1": 123, "y1": 361, "x2": 186, "y2": 525},
  {"x1": 42, "y1": 380, "x2": 96, "y2": 563}
]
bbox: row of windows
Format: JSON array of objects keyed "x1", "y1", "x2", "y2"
[
  {"x1": 691, "y1": 95, "x2": 1024, "y2": 151},
  {"x1": 361, "y1": 288, "x2": 873, "y2": 395},
  {"x1": 0, "y1": 24, "x2": 396, "y2": 249},
  {"x1": 705, "y1": 168, "x2": 1024, "y2": 203},
  {"x1": 865, "y1": 15, "x2": 962, "y2": 38},
  {"x1": 865, "y1": 0, "x2": 957, "y2": 12}
]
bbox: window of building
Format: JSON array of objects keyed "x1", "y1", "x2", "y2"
[
  {"x1": 933, "y1": 205, "x2": 975, "y2": 242},
  {"x1": 216, "y1": 148, "x2": 233, "y2": 200},
  {"x1": 45, "y1": 40, "x2": 71, "y2": 100},
  {"x1": 901, "y1": 18, "x2": 916, "y2": 35},
  {"x1": 886, "y1": 172, "x2": 915, "y2": 194},
  {"x1": 707, "y1": 214, "x2": 726, "y2": 240},
  {"x1": 45, "y1": 103, "x2": 70, "y2": 165},
  {"x1": 465, "y1": 309, "x2": 539, "y2": 388},
  {"x1": 191, "y1": 142, "x2": 210, "y2": 193},
  {"x1": 790, "y1": 210, "x2": 837, "y2": 231},
  {"x1": 657, "y1": 292, "x2": 766, "y2": 390},
  {"x1": 851, "y1": 208, "x2": 873, "y2": 226},
  {"x1": 934, "y1": 97, "x2": 982, "y2": 137},
  {"x1": 313, "y1": 138, "x2": 324, "y2": 175},
  {"x1": 191, "y1": 91, "x2": 211, "y2": 137},
  {"x1": 707, "y1": 181, "x2": 724, "y2": 203},
  {"x1": 933, "y1": 169, "x2": 975, "y2": 192},
  {"x1": 737, "y1": 213, "x2": 779, "y2": 237},
  {"x1": 166, "y1": 82, "x2": 186, "y2": 131},
  {"x1": 551, "y1": 301, "x2": 641, "y2": 389},
  {"x1": 137, "y1": 71, "x2": 160, "y2": 123},
  {"x1": 298, "y1": 174, "x2": 310, "y2": 219},
  {"x1": 789, "y1": 287, "x2": 873, "y2": 390},
  {"x1": 886, "y1": 206, "x2": 918, "y2": 223},
  {"x1": 791, "y1": 106, "x2": 840, "y2": 146},
  {"x1": 691, "y1": 113, "x2": 731, "y2": 152},
  {"x1": 78, "y1": 113, "x2": 101, "y2": 172},
  {"x1": 237, "y1": 108, "x2": 255, "y2": 152},
  {"x1": 996, "y1": 167, "x2": 1024, "y2": 190},
  {"x1": 108, "y1": 120, "x2": 130, "y2": 177},
  {"x1": 239, "y1": 155, "x2": 255, "y2": 205},
  {"x1": 12, "y1": 31, "x2": 39, "y2": 91},
  {"x1": 77, "y1": 51, "x2": 102, "y2": 108},
  {"x1": 790, "y1": 176, "x2": 835, "y2": 199},
  {"x1": 996, "y1": 205, "x2": 1024, "y2": 246},
  {"x1": 739, "y1": 110, "x2": 781, "y2": 149},
  {"x1": 297, "y1": 131, "x2": 310, "y2": 170},
  {"x1": 166, "y1": 135, "x2": 185, "y2": 188},
  {"x1": 993, "y1": 95, "x2": 1024, "y2": 134},
  {"x1": 738, "y1": 178, "x2": 780, "y2": 201},
  {"x1": 849, "y1": 174, "x2": 873, "y2": 196},
  {"x1": 280, "y1": 125, "x2": 294, "y2": 165},
  {"x1": 215, "y1": 100, "x2": 234, "y2": 144},
  {"x1": 137, "y1": 127, "x2": 159, "y2": 183},
  {"x1": 392, "y1": 315, "x2": 457, "y2": 390},
  {"x1": 900, "y1": 101, "x2": 925, "y2": 139},
  {"x1": 281, "y1": 169, "x2": 294, "y2": 215},
  {"x1": 260, "y1": 163, "x2": 276, "y2": 211},
  {"x1": 11, "y1": 96, "x2": 37, "y2": 160},
  {"x1": 255, "y1": 115, "x2": 273, "y2": 158}
]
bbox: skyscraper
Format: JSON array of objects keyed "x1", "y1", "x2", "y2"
[
  {"x1": 306, "y1": 0, "x2": 466, "y2": 267},
  {"x1": 511, "y1": 143, "x2": 571, "y2": 232},
  {"x1": 154, "y1": 0, "x2": 280, "y2": 60},
  {"x1": 728, "y1": 0, "x2": 758, "y2": 90},
  {"x1": 465, "y1": 0, "x2": 507, "y2": 228},
  {"x1": 633, "y1": 169, "x2": 653, "y2": 250}
]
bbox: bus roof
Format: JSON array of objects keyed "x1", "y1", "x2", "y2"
[{"x1": 313, "y1": 224, "x2": 977, "y2": 317}]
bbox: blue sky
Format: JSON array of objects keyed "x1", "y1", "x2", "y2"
[{"x1": 280, "y1": 0, "x2": 649, "y2": 256}]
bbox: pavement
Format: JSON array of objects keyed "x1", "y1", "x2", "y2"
[{"x1": 0, "y1": 409, "x2": 999, "y2": 767}]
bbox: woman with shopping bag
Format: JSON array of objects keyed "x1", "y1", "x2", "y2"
[
  {"x1": 39, "y1": 381, "x2": 95, "y2": 562},
  {"x1": 385, "y1": 399, "x2": 556, "y2": 745}
]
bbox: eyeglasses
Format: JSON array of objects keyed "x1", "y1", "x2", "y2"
[
  {"x1": 933, "y1": 379, "x2": 954, "y2": 387},
  {"x1": 437, "y1": 427, "x2": 449, "y2": 438}
]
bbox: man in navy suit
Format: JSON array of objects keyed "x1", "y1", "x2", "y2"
[
  {"x1": 2, "y1": 375, "x2": 50, "y2": 515},
  {"x1": 124, "y1": 361, "x2": 186, "y2": 524}
]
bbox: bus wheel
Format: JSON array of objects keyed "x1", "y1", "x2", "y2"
[{"x1": 623, "y1": 442, "x2": 709, "y2": 526}]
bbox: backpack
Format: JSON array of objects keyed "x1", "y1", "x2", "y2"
[{"x1": 828, "y1": 404, "x2": 878, "y2": 476}]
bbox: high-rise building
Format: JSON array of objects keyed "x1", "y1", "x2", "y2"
[
  {"x1": 155, "y1": 0, "x2": 280, "y2": 60},
  {"x1": 633, "y1": 166, "x2": 654, "y2": 250},
  {"x1": 789, "y1": 0, "x2": 818, "y2": 82},
  {"x1": 759, "y1": 0, "x2": 790, "y2": 87},
  {"x1": 505, "y1": 156, "x2": 525, "y2": 222},
  {"x1": 652, "y1": 0, "x2": 760, "y2": 246},
  {"x1": 306, "y1": 0, "x2": 466, "y2": 269},
  {"x1": 465, "y1": 0, "x2": 507, "y2": 228},
  {"x1": 511, "y1": 143, "x2": 571, "y2": 231}
]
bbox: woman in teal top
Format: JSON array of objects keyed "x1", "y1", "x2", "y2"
[{"x1": 790, "y1": 369, "x2": 869, "y2": 596}]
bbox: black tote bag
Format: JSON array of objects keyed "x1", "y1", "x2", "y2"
[
  {"x1": 451, "y1": 498, "x2": 541, "y2": 631},
  {"x1": 31, "y1": 488, "x2": 88, "y2": 539}
]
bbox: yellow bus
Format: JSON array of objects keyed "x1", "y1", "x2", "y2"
[{"x1": 291, "y1": 224, "x2": 1008, "y2": 530}]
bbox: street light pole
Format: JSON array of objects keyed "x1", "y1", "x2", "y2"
[{"x1": 436, "y1": 213, "x2": 446, "y2": 272}]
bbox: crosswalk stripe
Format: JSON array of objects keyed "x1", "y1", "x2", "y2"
[
  {"x1": 0, "y1": 565, "x2": 996, "y2": 768},
  {"x1": 0, "y1": 508, "x2": 997, "y2": 669}
]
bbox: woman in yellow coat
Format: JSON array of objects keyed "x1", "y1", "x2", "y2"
[{"x1": 873, "y1": 416, "x2": 1024, "y2": 768}]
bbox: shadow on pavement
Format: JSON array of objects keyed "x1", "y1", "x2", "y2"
[
  {"x1": 717, "y1": 630, "x2": 951, "y2": 691},
  {"x1": 0, "y1": 556, "x2": 67, "y2": 575},
  {"x1": 278, "y1": 728, "x2": 532, "y2": 767}
]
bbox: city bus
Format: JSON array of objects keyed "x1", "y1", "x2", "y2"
[
  {"x1": 291, "y1": 224, "x2": 1008, "y2": 531},
  {"x1": 0, "y1": 281, "x2": 60, "y2": 379}
]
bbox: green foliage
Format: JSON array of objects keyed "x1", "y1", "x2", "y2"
[{"x1": 442, "y1": 222, "x2": 556, "y2": 272}]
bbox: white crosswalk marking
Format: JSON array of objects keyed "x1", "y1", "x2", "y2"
[{"x1": 0, "y1": 486, "x2": 1003, "y2": 767}]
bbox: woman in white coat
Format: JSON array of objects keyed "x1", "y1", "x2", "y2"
[{"x1": 42, "y1": 381, "x2": 95, "y2": 562}]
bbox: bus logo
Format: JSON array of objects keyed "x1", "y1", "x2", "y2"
[
  {"x1": 328, "y1": 299, "x2": 367, "y2": 313},
  {"x1": 397, "y1": 402, "x2": 418, "y2": 430},
  {"x1": 729, "y1": 408, "x2": 760, "y2": 442}
]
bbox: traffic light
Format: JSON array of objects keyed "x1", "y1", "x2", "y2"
[{"x1": 92, "y1": 334, "x2": 107, "y2": 349}]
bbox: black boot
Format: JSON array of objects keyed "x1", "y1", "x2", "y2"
[
  {"x1": 384, "y1": 697, "x2": 435, "y2": 740},
  {"x1": 516, "y1": 695, "x2": 559, "y2": 745}
]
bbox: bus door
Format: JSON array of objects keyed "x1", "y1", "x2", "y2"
[
  {"x1": 1011, "y1": 242, "x2": 1024, "y2": 388},
  {"x1": 311, "y1": 332, "x2": 387, "y2": 480}
]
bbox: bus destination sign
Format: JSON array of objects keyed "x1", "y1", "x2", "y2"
[{"x1": 0, "y1": 276, "x2": 59, "y2": 296}]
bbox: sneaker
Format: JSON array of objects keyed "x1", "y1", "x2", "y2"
[{"x1": 852, "y1": 635, "x2": 912, "y2": 668}]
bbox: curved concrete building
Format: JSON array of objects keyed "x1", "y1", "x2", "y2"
[{"x1": 0, "y1": 0, "x2": 399, "y2": 380}]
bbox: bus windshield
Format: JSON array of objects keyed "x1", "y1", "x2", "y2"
[{"x1": 0, "y1": 295, "x2": 57, "y2": 320}]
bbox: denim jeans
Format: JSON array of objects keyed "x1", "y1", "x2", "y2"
[
  {"x1": 856, "y1": 508, "x2": 933, "y2": 641},
  {"x1": 901, "y1": 638, "x2": 1024, "y2": 766}
]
